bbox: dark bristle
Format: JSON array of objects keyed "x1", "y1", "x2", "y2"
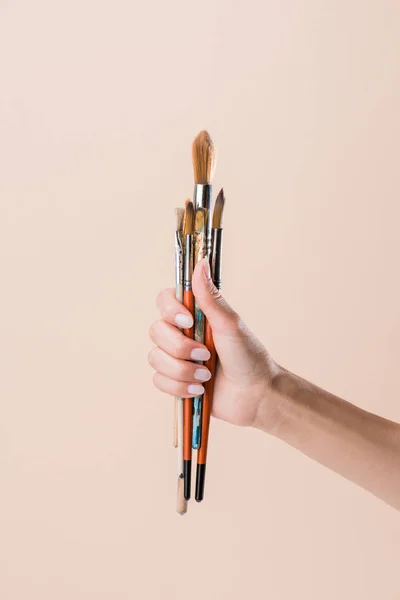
[{"x1": 212, "y1": 188, "x2": 225, "y2": 229}]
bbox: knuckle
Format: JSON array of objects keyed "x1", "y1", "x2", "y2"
[
  {"x1": 147, "y1": 348, "x2": 156, "y2": 367},
  {"x1": 209, "y1": 285, "x2": 222, "y2": 301},
  {"x1": 148, "y1": 321, "x2": 158, "y2": 341},
  {"x1": 153, "y1": 374, "x2": 166, "y2": 394},
  {"x1": 156, "y1": 289, "x2": 166, "y2": 309},
  {"x1": 174, "y1": 337, "x2": 187, "y2": 358},
  {"x1": 156, "y1": 287, "x2": 175, "y2": 311},
  {"x1": 204, "y1": 277, "x2": 223, "y2": 302},
  {"x1": 176, "y1": 361, "x2": 189, "y2": 381}
]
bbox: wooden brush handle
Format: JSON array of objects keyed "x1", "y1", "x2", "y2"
[
  {"x1": 197, "y1": 318, "x2": 217, "y2": 465},
  {"x1": 183, "y1": 289, "x2": 194, "y2": 462},
  {"x1": 183, "y1": 398, "x2": 193, "y2": 461},
  {"x1": 173, "y1": 398, "x2": 178, "y2": 448},
  {"x1": 183, "y1": 290, "x2": 194, "y2": 339},
  {"x1": 176, "y1": 476, "x2": 187, "y2": 515}
]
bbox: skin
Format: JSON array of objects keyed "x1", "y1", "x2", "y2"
[{"x1": 149, "y1": 257, "x2": 400, "y2": 511}]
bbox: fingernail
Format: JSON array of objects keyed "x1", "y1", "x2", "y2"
[
  {"x1": 194, "y1": 368, "x2": 211, "y2": 382},
  {"x1": 188, "y1": 384, "x2": 205, "y2": 395},
  {"x1": 175, "y1": 313, "x2": 193, "y2": 328},
  {"x1": 191, "y1": 348, "x2": 211, "y2": 361}
]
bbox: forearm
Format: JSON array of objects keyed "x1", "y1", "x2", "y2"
[{"x1": 257, "y1": 367, "x2": 400, "y2": 510}]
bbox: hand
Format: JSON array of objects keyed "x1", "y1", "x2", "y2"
[
  {"x1": 149, "y1": 258, "x2": 400, "y2": 510},
  {"x1": 148, "y1": 257, "x2": 280, "y2": 430}
]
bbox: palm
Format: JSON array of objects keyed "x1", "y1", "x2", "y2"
[{"x1": 210, "y1": 323, "x2": 271, "y2": 427}]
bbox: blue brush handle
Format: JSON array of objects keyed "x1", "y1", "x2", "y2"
[
  {"x1": 192, "y1": 305, "x2": 205, "y2": 449},
  {"x1": 192, "y1": 396, "x2": 202, "y2": 449}
]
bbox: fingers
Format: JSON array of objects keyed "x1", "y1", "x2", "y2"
[
  {"x1": 149, "y1": 346, "x2": 211, "y2": 383},
  {"x1": 150, "y1": 289, "x2": 213, "y2": 399},
  {"x1": 156, "y1": 288, "x2": 194, "y2": 329},
  {"x1": 152, "y1": 372, "x2": 206, "y2": 399},
  {"x1": 149, "y1": 319, "x2": 210, "y2": 361}
]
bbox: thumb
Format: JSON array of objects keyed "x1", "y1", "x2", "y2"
[{"x1": 192, "y1": 257, "x2": 238, "y2": 334}]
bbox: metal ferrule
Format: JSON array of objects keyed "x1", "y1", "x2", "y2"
[
  {"x1": 211, "y1": 228, "x2": 223, "y2": 290},
  {"x1": 174, "y1": 231, "x2": 183, "y2": 298},
  {"x1": 184, "y1": 234, "x2": 193, "y2": 291},
  {"x1": 194, "y1": 184, "x2": 212, "y2": 256}
]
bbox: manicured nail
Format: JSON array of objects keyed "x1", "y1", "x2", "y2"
[
  {"x1": 188, "y1": 384, "x2": 205, "y2": 395},
  {"x1": 194, "y1": 368, "x2": 211, "y2": 382},
  {"x1": 175, "y1": 313, "x2": 193, "y2": 328},
  {"x1": 191, "y1": 348, "x2": 211, "y2": 361}
]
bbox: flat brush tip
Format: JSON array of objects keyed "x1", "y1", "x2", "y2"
[
  {"x1": 183, "y1": 200, "x2": 194, "y2": 236},
  {"x1": 175, "y1": 207, "x2": 184, "y2": 232}
]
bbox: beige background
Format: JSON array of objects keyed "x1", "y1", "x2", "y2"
[{"x1": 1, "y1": 1, "x2": 400, "y2": 599}]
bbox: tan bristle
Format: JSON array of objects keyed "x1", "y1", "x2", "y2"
[
  {"x1": 175, "y1": 207, "x2": 184, "y2": 232},
  {"x1": 183, "y1": 201, "x2": 194, "y2": 236},
  {"x1": 195, "y1": 207, "x2": 207, "y2": 233},
  {"x1": 192, "y1": 130, "x2": 216, "y2": 185},
  {"x1": 212, "y1": 188, "x2": 225, "y2": 229},
  {"x1": 194, "y1": 208, "x2": 207, "y2": 263}
]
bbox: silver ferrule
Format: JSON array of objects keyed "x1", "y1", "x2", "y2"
[
  {"x1": 194, "y1": 184, "x2": 212, "y2": 256},
  {"x1": 184, "y1": 234, "x2": 193, "y2": 290},
  {"x1": 211, "y1": 228, "x2": 223, "y2": 290},
  {"x1": 174, "y1": 231, "x2": 183, "y2": 290}
]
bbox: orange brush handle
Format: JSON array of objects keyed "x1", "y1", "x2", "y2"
[
  {"x1": 197, "y1": 318, "x2": 217, "y2": 465},
  {"x1": 183, "y1": 289, "x2": 194, "y2": 461},
  {"x1": 183, "y1": 290, "x2": 194, "y2": 339}
]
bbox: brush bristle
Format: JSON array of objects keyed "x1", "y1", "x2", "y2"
[
  {"x1": 175, "y1": 207, "x2": 184, "y2": 232},
  {"x1": 212, "y1": 188, "x2": 225, "y2": 229},
  {"x1": 183, "y1": 201, "x2": 195, "y2": 236},
  {"x1": 195, "y1": 207, "x2": 207, "y2": 233},
  {"x1": 192, "y1": 130, "x2": 216, "y2": 185}
]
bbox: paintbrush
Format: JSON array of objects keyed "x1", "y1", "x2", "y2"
[
  {"x1": 196, "y1": 188, "x2": 225, "y2": 502},
  {"x1": 192, "y1": 131, "x2": 216, "y2": 255},
  {"x1": 191, "y1": 131, "x2": 216, "y2": 452},
  {"x1": 192, "y1": 207, "x2": 207, "y2": 451},
  {"x1": 174, "y1": 207, "x2": 187, "y2": 515},
  {"x1": 182, "y1": 201, "x2": 195, "y2": 500},
  {"x1": 173, "y1": 208, "x2": 184, "y2": 449}
]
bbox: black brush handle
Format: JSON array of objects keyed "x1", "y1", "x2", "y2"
[
  {"x1": 184, "y1": 460, "x2": 192, "y2": 500},
  {"x1": 195, "y1": 463, "x2": 206, "y2": 502}
]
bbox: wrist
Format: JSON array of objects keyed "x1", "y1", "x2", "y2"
[{"x1": 251, "y1": 363, "x2": 289, "y2": 435}]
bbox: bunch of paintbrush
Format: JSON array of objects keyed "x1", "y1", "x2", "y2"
[{"x1": 172, "y1": 131, "x2": 225, "y2": 512}]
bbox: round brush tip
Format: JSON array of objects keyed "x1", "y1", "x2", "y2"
[{"x1": 192, "y1": 130, "x2": 216, "y2": 184}]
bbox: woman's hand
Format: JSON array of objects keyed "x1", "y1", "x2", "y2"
[
  {"x1": 148, "y1": 257, "x2": 280, "y2": 430},
  {"x1": 149, "y1": 257, "x2": 400, "y2": 509}
]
